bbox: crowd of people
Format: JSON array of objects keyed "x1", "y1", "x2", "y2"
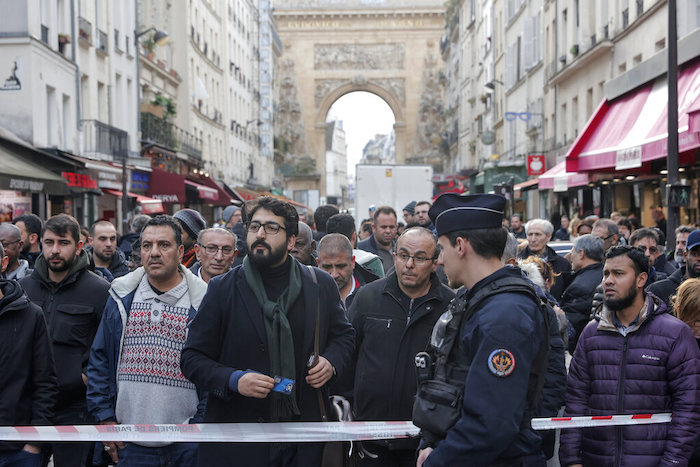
[{"x1": 1, "y1": 196, "x2": 700, "y2": 467}]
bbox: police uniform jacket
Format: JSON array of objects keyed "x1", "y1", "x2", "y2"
[
  {"x1": 424, "y1": 267, "x2": 548, "y2": 466},
  {"x1": 349, "y1": 271, "x2": 454, "y2": 425},
  {"x1": 180, "y1": 261, "x2": 354, "y2": 467}
]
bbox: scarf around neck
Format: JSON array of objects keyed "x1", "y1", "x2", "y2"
[{"x1": 243, "y1": 255, "x2": 303, "y2": 421}]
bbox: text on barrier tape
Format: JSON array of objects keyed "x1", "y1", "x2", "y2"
[
  {"x1": 531, "y1": 413, "x2": 672, "y2": 430},
  {"x1": 0, "y1": 422, "x2": 420, "y2": 443}
]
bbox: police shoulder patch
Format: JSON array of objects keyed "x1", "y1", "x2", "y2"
[{"x1": 488, "y1": 348, "x2": 515, "y2": 377}]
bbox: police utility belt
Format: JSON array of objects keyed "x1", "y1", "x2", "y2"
[{"x1": 412, "y1": 276, "x2": 550, "y2": 441}]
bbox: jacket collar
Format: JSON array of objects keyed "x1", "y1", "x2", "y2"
[
  {"x1": 110, "y1": 264, "x2": 207, "y2": 309},
  {"x1": 383, "y1": 270, "x2": 444, "y2": 306},
  {"x1": 596, "y1": 292, "x2": 666, "y2": 334}
]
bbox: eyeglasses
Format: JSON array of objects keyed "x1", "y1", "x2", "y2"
[
  {"x1": 395, "y1": 252, "x2": 435, "y2": 265},
  {"x1": 636, "y1": 246, "x2": 658, "y2": 254},
  {"x1": 1, "y1": 239, "x2": 20, "y2": 249},
  {"x1": 198, "y1": 243, "x2": 236, "y2": 257},
  {"x1": 246, "y1": 221, "x2": 286, "y2": 235}
]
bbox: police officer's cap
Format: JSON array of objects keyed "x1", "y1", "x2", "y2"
[{"x1": 429, "y1": 193, "x2": 506, "y2": 236}]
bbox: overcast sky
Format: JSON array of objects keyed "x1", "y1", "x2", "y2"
[{"x1": 326, "y1": 91, "x2": 395, "y2": 177}]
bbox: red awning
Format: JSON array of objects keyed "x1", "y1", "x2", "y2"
[
  {"x1": 102, "y1": 189, "x2": 165, "y2": 214},
  {"x1": 147, "y1": 168, "x2": 186, "y2": 203},
  {"x1": 234, "y1": 186, "x2": 262, "y2": 201},
  {"x1": 538, "y1": 161, "x2": 591, "y2": 191},
  {"x1": 566, "y1": 58, "x2": 700, "y2": 172},
  {"x1": 188, "y1": 176, "x2": 235, "y2": 206},
  {"x1": 185, "y1": 179, "x2": 219, "y2": 201}
]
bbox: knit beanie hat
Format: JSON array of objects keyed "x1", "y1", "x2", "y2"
[
  {"x1": 173, "y1": 209, "x2": 207, "y2": 239},
  {"x1": 222, "y1": 205, "x2": 241, "y2": 223}
]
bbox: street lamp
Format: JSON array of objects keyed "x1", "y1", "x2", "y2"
[
  {"x1": 485, "y1": 79, "x2": 505, "y2": 91},
  {"x1": 122, "y1": 23, "x2": 169, "y2": 234}
]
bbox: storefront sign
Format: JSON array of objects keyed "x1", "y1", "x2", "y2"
[
  {"x1": 62, "y1": 172, "x2": 98, "y2": 189},
  {"x1": 527, "y1": 155, "x2": 546, "y2": 176},
  {"x1": 151, "y1": 194, "x2": 180, "y2": 203},
  {"x1": 9, "y1": 179, "x2": 43, "y2": 191},
  {"x1": 615, "y1": 146, "x2": 642, "y2": 170},
  {"x1": 554, "y1": 175, "x2": 568, "y2": 193},
  {"x1": 97, "y1": 171, "x2": 122, "y2": 190},
  {"x1": 131, "y1": 172, "x2": 150, "y2": 192}
]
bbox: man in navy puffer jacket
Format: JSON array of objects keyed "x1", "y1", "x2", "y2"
[{"x1": 560, "y1": 245, "x2": 700, "y2": 467}]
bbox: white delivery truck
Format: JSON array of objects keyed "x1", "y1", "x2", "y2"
[{"x1": 354, "y1": 164, "x2": 434, "y2": 227}]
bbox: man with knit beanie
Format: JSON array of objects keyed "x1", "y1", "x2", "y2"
[{"x1": 173, "y1": 209, "x2": 207, "y2": 268}]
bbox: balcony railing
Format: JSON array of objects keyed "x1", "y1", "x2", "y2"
[
  {"x1": 141, "y1": 112, "x2": 202, "y2": 160},
  {"x1": 78, "y1": 17, "x2": 92, "y2": 44},
  {"x1": 97, "y1": 29, "x2": 108, "y2": 53},
  {"x1": 81, "y1": 120, "x2": 129, "y2": 161}
]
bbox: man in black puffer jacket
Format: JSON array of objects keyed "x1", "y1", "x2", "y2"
[
  {"x1": 0, "y1": 242, "x2": 58, "y2": 467},
  {"x1": 20, "y1": 214, "x2": 110, "y2": 467}
]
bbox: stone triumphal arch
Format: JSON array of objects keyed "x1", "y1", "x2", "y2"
[{"x1": 273, "y1": 0, "x2": 446, "y2": 198}]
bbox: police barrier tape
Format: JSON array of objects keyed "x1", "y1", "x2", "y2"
[
  {"x1": 530, "y1": 413, "x2": 673, "y2": 431},
  {"x1": 0, "y1": 414, "x2": 673, "y2": 443}
]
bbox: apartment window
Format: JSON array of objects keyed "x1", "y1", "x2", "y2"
[
  {"x1": 586, "y1": 88, "x2": 593, "y2": 118},
  {"x1": 636, "y1": 0, "x2": 644, "y2": 18},
  {"x1": 47, "y1": 86, "x2": 57, "y2": 146},
  {"x1": 572, "y1": 97, "x2": 579, "y2": 138}
]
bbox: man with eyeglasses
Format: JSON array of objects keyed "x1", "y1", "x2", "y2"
[
  {"x1": 181, "y1": 196, "x2": 354, "y2": 466},
  {"x1": 629, "y1": 228, "x2": 667, "y2": 285},
  {"x1": 649, "y1": 229, "x2": 700, "y2": 309},
  {"x1": 348, "y1": 227, "x2": 454, "y2": 466},
  {"x1": 592, "y1": 219, "x2": 621, "y2": 252},
  {"x1": 0, "y1": 223, "x2": 29, "y2": 280},
  {"x1": 191, "y1": 228, "x2": 238, "y2": 283}
]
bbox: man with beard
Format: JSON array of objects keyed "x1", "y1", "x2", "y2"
[
  {"x1": 413, "y1": 201, "x2": 436, "y2": 233},
  {"x1": 87, "y1": 220, "x2": 130, "y2": 279},
  {"x1": 560, "y1": 245, "x2": 700, "y2": 466},
  {"x1": 649, "y1": 229, "x2": 700, "y2": 308},
  {"x1": 358, "y1": 206, "x2": 398, "y2": 274},
  {"x1": 20, "y1": 214, "x2": 110, "y2": 466},
  {"x1": 87, "y1": 215, "x2": 207, "y2": 465},
  {"x1": 0, "y1": 223, "x2": 30, "y2": 280},
  {"x1": 191, "y1": 228, "x2": 238, "y2": 283},
  {"x1": 173, "y1": 209, "x2": 207, "y2": 268},
  {"x1": 317, "y1": 233, "x2": 378, "y2": 307},
  {"x1": 290, "y1": 221, "x2": 316, "y2": 266},
  {"x1": 668, "y1": 225, "x2": 695, "y2": 269},
  {"x1": 350, "y1": 227, "x2": 453, "y2": 466},
  {"x1": 13, "y1": 213, "x2": 43, "y2": 269},
  {"x1": 181, "y1": 197, "x2": 354, "y2": 467}
]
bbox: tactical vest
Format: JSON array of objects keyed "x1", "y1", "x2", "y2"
[{"x1": 413, "y1": 275, "x2": 550, "y2": 442}]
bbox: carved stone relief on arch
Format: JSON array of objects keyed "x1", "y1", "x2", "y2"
[{"x1": 313, "y1": 43, "x2": 405, "y2": 70}]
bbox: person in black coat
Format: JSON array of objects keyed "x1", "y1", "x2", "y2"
[
  {"x1": 517, "y1": 218, "x2": 572, "y2": 301},
  {"x1": 19, "y1": 214, "x2": 110, "y2": 467},
  {"x1": 560, "y1": 234, "x2": 605, "y2": 352},
  {"x1": 0, "y1": 249, "x2": 58, "y2": 466},
  {"x1": 648, "y1": 231, "x2": 700, "y2": 309},
  {"x1": 181, "y1": 197, "x2": 354, "y2": 467},
  {"x1": 350, "y1": 228, "x2": 454, "y2": 466}
]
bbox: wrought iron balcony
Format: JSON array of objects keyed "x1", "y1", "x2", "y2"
[
  {"x1": 140, "y1": 112, "x2": 202, "y2": 160},
  {"x1": 81, "y1": 120, "x2": 129, "y2": 161}
]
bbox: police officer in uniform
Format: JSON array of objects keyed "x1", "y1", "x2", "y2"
[{"x1": 413, "y1": 193, "x2": 550, "y2": 466}]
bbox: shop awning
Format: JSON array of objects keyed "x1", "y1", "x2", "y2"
[
  {"x1": 514, "y1": 178, "x2": 539, "y2": 191},
  {"x1": 190, "y1": 176, "x2": 236, "y2": 206},
  {"x1": 566, "y1": 58, "x2": 700, "y2": 173},
  {"x1": 234, "y1": 186, "x2": 262, "y2": 202},
  {"x1": 539, "y1": 161, "x2": 592, "y2": 192},
  {"x1": 102, "y1": 189, "x2": 165, "y2": 214},
  {"x1": 147, "y1": 168, "x2": 186, "y2": 203},
  {"x1": 185, "y1": 179, "x2": 219, "y2": 201},
  {"x1": 0, "y1": 145, "x2": 69, "y2": 194}
]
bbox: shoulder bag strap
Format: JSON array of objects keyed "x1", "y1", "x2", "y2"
[{"x1": 307, "y1": 266, "x2": 328, "y2": 422}]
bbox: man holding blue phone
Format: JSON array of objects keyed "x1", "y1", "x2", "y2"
[{"x1": 181, "y1": 197, "x2": 355, "y2": 467}]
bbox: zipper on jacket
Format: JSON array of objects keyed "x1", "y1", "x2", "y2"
[{"x1": 615, "y1": 335, "x2": 630, "y2": 467}]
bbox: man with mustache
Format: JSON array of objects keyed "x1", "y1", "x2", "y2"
[
  {"x1": 357, "y1": 206, "x2": 398, "y2": 274},
  {"x1": 191, "y1": 228, "x2": 238, "y2": 283},
  {"x1": 20, "y1": 214, "x2": 110, "y2": 466},
  {"x1": 560, "y1": 245, "x2": 700, "y2": 466},
  {"x1": 181, "y1": 196, "x2": 354, "y2": 467},
  {"x1": 349, "y1": 227, "x2": 454, "y2": 466},
  {"x1": 87, "y1": 220, "x2": 130, "y2": 280},
  {"x1": 87, "y1": 215, "x2": 208, "y2": 465}
]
